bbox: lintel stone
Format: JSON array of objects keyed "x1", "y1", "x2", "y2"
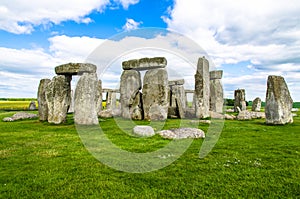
[
  {"x1": 168, "y1": 79, "x2": 185, "y2": 86},
  {"x1": 210, "y1": 70, "x2": 223, "y2": 80},
  {"x1": 55, "y1": 63, "x2": 97, "y2": 75},
  {"x1": 122, "y1": 57, "x2": 167, "y2": 70}
]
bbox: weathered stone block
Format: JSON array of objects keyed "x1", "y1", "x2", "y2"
[
  {"x1": 37, "y1": 79, "x2": 51, "y2": 121},
  {"x1": 120, "y1": 70, "x2": 142, "y2": 119},
  {"x1": 210, "y1": 72, "x2": 224, "y2": 113},
  {"x1": 122, "y1": 57, "x2": 167, "y2": 70},
  {"x1": 234, "y1": 89, "x2": 246, "y2": 112},
  {"x1": 143, "y1": 68, "x2": 169, "y2": 120},
  {"x1": 74, "y1": 73, "x2": 99, "y2": 125},
  {"x1": 55, "y1": 63, "x2": 97, "y2": 75},
  {"x1": 252, "y1": 97, "x2": 261, "y2": 112},
  {"x1": 194, "y1": 57, "x2": 210, "y2": 118},
  {"x1": 210, "y1": 70, "x2": 223, "y2": 80},
  {"x1": 46, "y1": 75, "x2": 71, "y2": 124},
  {"x1": 265, "y1": 75, "x2": 293, "y2": 125}
]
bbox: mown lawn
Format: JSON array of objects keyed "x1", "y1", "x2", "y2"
[{"x1": 0, "y1": 110, "x2": 299, "y2": 198}]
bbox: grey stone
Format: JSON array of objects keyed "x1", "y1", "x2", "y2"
[
  {"x1": 37, "y1": 78, "x2": 51, "y2": 121},
  {"x1": 46, "y1": 75, "x2": 71, "y2": 124},
  {"x1": 189, "y1": 120, "x2": 211, "y2": 124},
  {"x1": 210, "y1": 70, "x2": 224, "y2": 113},
  {"x1": 68, "y1": 90, "x2": 74, "y2": 113},
  {"x1": 106, "y1": 90, "x2": 117, "y2": 110},
  {"x1": 252, "y1": 97, "x2": 262, "y2": 112},
  {"x1": 265, "y1": 75, "x2": 293, "y2": 125},
  {"x1": 28, "y1": 101, "x2": 37, "y2": 110},
  {"x1": 133, "y1": 126, "x2": 155, "y2": 137},
  {"x1": 170, "y1": 84, "x2": 186, "y2": 118},
  {"x1": 237, "y1": 110, "x2": 252, "y2": 120},
  {"x1": 210, "y1": 70, "x2": 223, "y2": 80},
  {"x1": 99, "y1": 109, "x2": 113, "y2": 118},
  {"x1": 3, "y1": 112, "x2": 38, "y2": 122},
  {"x1": 194, "y1": 57, "x2": 210, "y2": 118},
  {"x1": 224, "y1": 114, "x2": 236, "y2": 120},
  {"x1": 158, "y1": 128, "x2": 205, "y2": 139},
  {"x1": 234, "y1": 89, "x2": 246, "y2": 112},
  {"x1": 143, "y1": 68, "x2": 169, "y2": 121},
  {"x1": 226, "y1": 109, "x2": 234, "y2": 113},
  {"x1": 291, "y1": 108, "x2": 299, "y2": 112},
  {"x1": 168, "y1": 79, "x2": 185, "y2": 86},
  {"x1": 120, "y1": 70, "x2": 142, "y2": 119},
  {"x1": 122, "y1": 57, "x2": 167, "y2": 70},
  {"x1": 251, "y1": 112, "x2": 265, "y2": 119},
  {"x1": 55, "y1": 63, "x2": 97, "y2": 75},
  {"x1": 209, "y1": 111, "x2": 224, "y2": 119},
  {"x1": 95, "y1": 80, "x2": 103, "y2": 116},
  {"x1": 74, "y1": 72, "x2": 99, "y2": 125},
  {"x1": 184, "y1": 108, "x2": 195, "y2": 119}
]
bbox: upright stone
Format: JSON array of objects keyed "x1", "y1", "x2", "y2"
[
  {"x1": 68, "y1": 90, "x2": 74, "y2": 113},
  {"x1": 143, "y1": 68, "x2": 169, "y2": 120},
  {"x1": 120, "y1": 70, "x2": 143, "y2": 119},
  {"x1": 37, "y1": 79, "x2": 51, "y2": 121},
  {"x1": 265, "y1": 75, "x2": 293, "y2": 125},
  {"x1": 234, "y1": 89, "x2": 246, "y2": 112},
  {"x1": 252, "y1": 97, "x2": 262, "y2": 112},
  {"x1": 45, "y1": 75, "x2": 71, "y2": 124},
  {"x1": 210, "y1": 70, "x2": 224, "y2": 113},
  {"x1": 95, "y1": 80, "x2": 103, "y2": 116},
  {"x1": 169, "y1": 80, "x2": 186, "y2": 118},
  {"x1": 194, "y1": 57, "x2": 210, "y2": 118},
  {"x1": 74, "y1": 73, "x2": 99, "y2": 125}
]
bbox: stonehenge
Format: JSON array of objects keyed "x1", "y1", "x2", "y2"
[
  {"x1": 265, "y1": 75, "x2": 293, "y2": 125},
  {"x1": 38, "y1": 63, "x2": 99, "y2": 125}
]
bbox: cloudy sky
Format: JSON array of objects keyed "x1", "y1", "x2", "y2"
[{"x1": 0, "y1": 0, "x2": 299, "y2": 101}]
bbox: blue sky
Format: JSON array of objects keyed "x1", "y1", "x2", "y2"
[{"x1": 0, "y1": 0, "x2": 300, "y2": 101}]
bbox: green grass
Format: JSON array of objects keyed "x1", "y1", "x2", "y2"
[{"x1": 0, "y1": 109, "x2": 299, "y2": 198}]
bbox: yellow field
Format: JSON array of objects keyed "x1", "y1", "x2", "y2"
[{"x1": 0, "y1": 101, "x2": 38, "y2": 110}]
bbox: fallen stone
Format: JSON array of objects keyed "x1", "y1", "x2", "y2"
[
  {"x1": 3, "y1": 112, "x2": 38, "y2": 122},
  {"x1": 55, "y1": 63, "x2": 97, "y2": 75},
  {"x1": 189, "y1": 120, "x2": 211, "y2": 124},
  {"x1": 99, "y1": 110, "x2": 113, "y2": 118},
  {"x1": 158, "y1": 128, "x2": 205, "y2": 139},
  {"x1": 291, "y1": 108, "x2": 299, "y2": 112},
  {"x1": 237, "y1": 110, "x2": 252, "y2": 120},
  {"x1": 224, "y1": 114, "x2": 236, "y2": 120},
  {"x1": 251, "y1": 112, "x2": 265, "y2": 119},
  {"x1": 133, "y1": 126, "x2": 155, "y2": 137},
  {"x1": 209, "y1": 111, "x2": 224, "y2": 119},
  {"x1": 226, "y1": 109, "x2": 234, "y2": 113},
  {"x1": 292, "y1": 113, "x2": 297, "y2": 117},
  {"x1": 184, "y1": 108, "x2": 195, "y2": 118},
  {"x1": 122, "y1": 57, "x2": 167, "y2": 70},
  {"x1": 265, "y1": 75, "x2": 293, "y2": 125}
]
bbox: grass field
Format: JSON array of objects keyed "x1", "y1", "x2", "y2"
[{"x1": 0, "y1": 106, "x2": 299, "y2": 198}]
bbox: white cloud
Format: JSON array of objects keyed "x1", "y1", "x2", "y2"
[
  {"x1": 164, "y1": 0, "x2": 300, "y2": 101},
  {"x1": 122, "y1": 18, "x2": 142, "y2": 31},
  {"x1": 0, "y1": 0, "x2": 140, "y2": 34},
  {"x1": 115, "y1": 0, "x2": 140, "y2": 9}
]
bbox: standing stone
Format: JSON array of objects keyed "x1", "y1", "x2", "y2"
[
  {"x1": 143, "y1": 68, "x2": 169, "y2": 120},
  {"x1": 265, "y1": 75, "x2": 293, "y2": 125},
  {"x1": 28, "y1": 101, "x2": 37, "y2": 110},
  {"x1": 37, "y1": 79, "x2": 51, "y2": 121},
  {"x1": 120, "y1": 70, "x2": 143, "y2": 119},
  {"x1": 252, "y1": 97, "x2": 262, "y2": 112},
  {"x1": 210, "y1": 70, "x2": 224, "y2": 113},
  {"x1": 74, "y1": 73, "x2": 99, "y2": 125},
  {"x1": 95, "y1": 80, "x2": 103, "y2": 116},
  {"x1": 194, "y1": 57, "x2": 210, "y2": 118},
  {"x1": 172, "y1": 85, "x2": 186, "y2": 118},
  {"x1": 105, "y1": 90, "x2": 113, "y2": 110},
  {"x1": 68, "y1": 90, "x2": 75, "y2": 113},
  {"x1": 234, "y1": 89, "x2": 246, "y2": 112},
  {"x1": 46, "y1": 75, "x2": 71, "y2": 124}
]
